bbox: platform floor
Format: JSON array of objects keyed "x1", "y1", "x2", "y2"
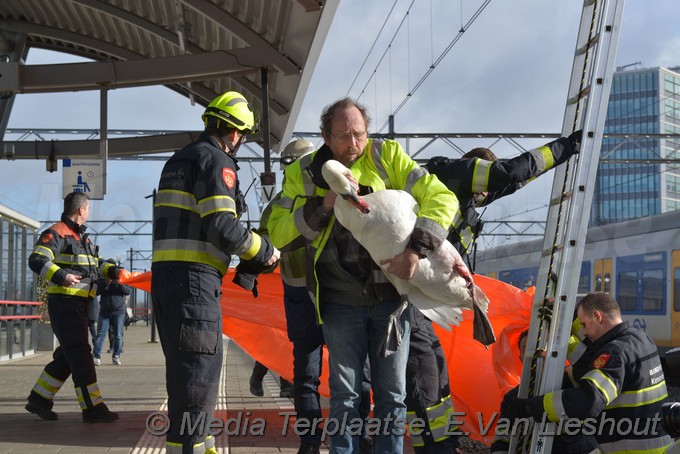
[{"x1": 0, "y1": 324, "x2": 341, "y2": 454}]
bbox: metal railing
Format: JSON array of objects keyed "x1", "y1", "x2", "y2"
[{"x1": 0, "y1": 300, "x2": 42, "y2": 362}]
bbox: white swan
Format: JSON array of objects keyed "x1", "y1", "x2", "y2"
[{"x1": 322, "y1": 159, "x2": 494, "y2": 346}]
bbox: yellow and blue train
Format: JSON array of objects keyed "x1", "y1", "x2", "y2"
[{"x1": 475, "y1": 209, "x2": 680, "y2": 349}]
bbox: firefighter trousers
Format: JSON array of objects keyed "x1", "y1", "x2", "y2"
[
  {"x1": 152, "y1": 265, "x2": 223, "y2": 454},
  {"x1": 405, "y1": 305, "x2": 460, "y2": 453},
  {"x1": 28, "y1": 295, "x2": 101, "y2": 410}
]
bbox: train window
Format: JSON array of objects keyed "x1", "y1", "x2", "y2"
[
  {"x1": 617, "y1": 270, "x2": 638, "y2": 312},
  {"x1": 578, "y1": 262, "x2": 591, "y2": 294},
  {"x1": 595, "y1": 274, "x2": 602, "y2": 292},
  {"x1": 578, "y1": 274, "x2": 590, "y2": 294},
  {"x1": 675, "y1": 267, "x2": 680, "y2": 311},
  {"x1": 604, "y1": 273, "x2": 611, "y2": 294},
  {"x1": 641, "y1": 268, "x2": 663, "y2": 311}
]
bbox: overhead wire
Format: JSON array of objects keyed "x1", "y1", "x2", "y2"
[
  {"x1": 344, "y1": 0, "x2": 401, "y2": 97},
  {"x1": 375, "y1": 0, "x2": 492, "y2": 132}
]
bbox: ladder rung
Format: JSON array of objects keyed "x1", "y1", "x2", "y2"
[
  {"x1": 549, "y1": 191, "x2": 573, "y2": 205},
  {"x1": 575, "y1": 32, "x2": 601, "y2": 56},
  {"x1": 567, "y1": 86, "x2": 591, "y2": 105},
  {"x1": 541, "y1": 245, "x2": 564, "y2": 257}
]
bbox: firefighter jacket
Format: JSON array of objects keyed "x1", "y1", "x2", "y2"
[
  {"x1": 526, "y1": 322, "x2": 673, "y2": 453},
  {"x1": 267, "y1": 139, "x2": 458, "y2": 322},
  {"x1": 258, "y1": 194, "x2": 306, "y2": 287},
  {"x1": 152, "y1": 132, "x2": 274, "y2": 276},
  {"x1": 425, "y1": 136, "x2": 579, "y2": 260},
  {"x1": 29, "y1": 215, "x2": 121, "y2": 300}
]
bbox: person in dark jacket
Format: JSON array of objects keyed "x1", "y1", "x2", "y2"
[
  {"x1": 152, "y1": 91, "x2": 279, "y2": 454},
  {"x1": 491, "y1": 330, "x2": 598, "y2": 453},
  {"x1": 25, "y1": 191, "x2": 125, "y2": 423},
  {"x1": 403, "y1": 132, "x2": 582, "y2": 453},
  {"x1": 508, "y1": 292, "x2": 673, "y2": 453},
  {"x1": 93, "y1": 274, "x2": 130, "y2": 366}
]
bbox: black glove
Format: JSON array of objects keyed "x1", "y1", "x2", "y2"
[
  {"x1": 232, "y1": 270, "x2": 259, "y2": 298},
  {"x1": 568, "y1": 129, "x2": 583, "y2": 155},
  {"x1": 507, "y1": 398, "x2": 531, "y2": 420}
]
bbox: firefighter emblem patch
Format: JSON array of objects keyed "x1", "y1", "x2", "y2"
[
  {"x1": 222, "y1": 168, "x2": 236, "y2": 189},
  {"x1": 40, "y1": 232, "x2": 53, "y2": 243},
  {"x1": 593, "y1": 353, "x2": 610, "y2": 369}
]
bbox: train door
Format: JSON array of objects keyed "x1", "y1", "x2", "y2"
[
  {"x1": 593, "y1": 258, "x2": 612, "y2": 294},
  {"x1": 672, "y1": 251, "x2": 680, "y2": 347}
]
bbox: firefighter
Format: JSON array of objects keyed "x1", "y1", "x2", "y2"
[
  {"x1": 402, "y1": 132, "x2": 582, "y2": 453},
  {"x1": 268, "y1": 98, "x2": 458, "y2": 454},
  {"x1": 490, "y1": 330, "x2": 598, "y2": 453},
  {"x1": 152, "y1": 91, "x2": 279, "y2": 454},
  {"x1": 25, "y1": 191, "x2": 125, "y2": 423},
  {"x1": 508, "y1": 292, "x2": 673, "y2": 453}
]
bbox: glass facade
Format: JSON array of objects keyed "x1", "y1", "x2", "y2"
[
  {"x1": 591, "y1": 66, "x2": 680, "y2": 226},
  {"x1": 0, "y1": 205, "x2": 39, "y2": 301}
]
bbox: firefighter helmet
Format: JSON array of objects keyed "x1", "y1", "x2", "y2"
[
  {"x1": 201, "y1": 91, "x2": 259, "y2": 134},
  {"x1": 280, "y1": 139, "x2": 315, "y2": 170}
]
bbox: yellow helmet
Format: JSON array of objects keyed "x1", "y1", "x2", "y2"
[
  {"x1": 280, "y1": 139, "x2": 315, "y2": 170},
  {"x1": 201, "y1": 91, "x2": 259, "y2": 134}
]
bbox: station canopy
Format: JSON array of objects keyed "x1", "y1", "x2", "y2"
[{"x1": 0, "y1": 0, "x2": 339, "y2": 160}]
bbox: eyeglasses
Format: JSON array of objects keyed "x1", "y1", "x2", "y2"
[{"x1": 330, "y1": 131, "x2": 367, "y2": 142}]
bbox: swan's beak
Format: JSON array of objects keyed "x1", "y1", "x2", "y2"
[
  {"x1": 355, "y1": 198, "x2": 371, "y2": 214},
  {"x1": 341, "y1": 192, "x2": 370, "y2": 214}
]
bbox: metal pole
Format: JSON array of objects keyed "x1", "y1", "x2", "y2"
[
  {"x1": 147, "y1": 189, "x2": 158, "y2": 343},
  {"x1": 260, "y1": 67, "x2": 271, "y2": 173}
]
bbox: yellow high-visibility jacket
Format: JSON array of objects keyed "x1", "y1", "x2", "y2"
[{"x1": 267, "y1": 139, "x2": 458, "y2": 322}]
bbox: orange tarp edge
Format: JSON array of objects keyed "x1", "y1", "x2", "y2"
[{"x1": 123, "y1": 270, "x2": 531, "y2": 445}]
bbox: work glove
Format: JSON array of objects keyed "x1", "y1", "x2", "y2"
[
  {"x1": 232, "y1": 270, "x2": 259, "y2": 298},
  {"x1": 116, "y1": 268, "x2": 132, "y2": 281},
  {"x1": 232, "y1": 255, "x2": 279, "y2": 298},
  {"x1": 507, "y1": 397, "x2": 531, "y2": 421},
  {"x1": 568, "y1": 129, "x2": 583, "y2": 155}
]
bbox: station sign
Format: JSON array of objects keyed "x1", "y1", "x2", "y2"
[{"x1": 62, "y1": 159, "x2": 105, "y2": 200}]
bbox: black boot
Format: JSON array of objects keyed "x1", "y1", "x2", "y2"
[
  {"x1": 82, "y1": 403, "x2": 119, "y2": 423},
  {"x1": 25, "y1": 400, "x2": 58, "y2": 421},
  {"x1": 296, "y1": 444, "x2": 320, "y2": 454},
  {"x1": 279, "y1": 378, "x2": 294, "y2": 398},
  {"x1": 249, "y1": 361, "x2": 267, "y2": 397}
]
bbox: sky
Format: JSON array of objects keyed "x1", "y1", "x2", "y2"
[{"x1": 0, "y1": 0, "x2": 678, "y2": 270}]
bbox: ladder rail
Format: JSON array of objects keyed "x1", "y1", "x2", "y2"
[{"x1": 509, "y1": 1, "x2": 626, "y2": 452}]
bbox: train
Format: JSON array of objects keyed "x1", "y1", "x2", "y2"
[{"x1": 474, "y1": 209, "x2": 680, "y2": 350}]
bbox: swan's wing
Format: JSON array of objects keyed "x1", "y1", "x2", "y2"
[{"x1": 405, "y1": 286, "x2": 464, "y2": 330}]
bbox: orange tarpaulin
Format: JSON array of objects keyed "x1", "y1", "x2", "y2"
[{"x1": 123, "y1": 270, "x2": 532, "y2": 445}]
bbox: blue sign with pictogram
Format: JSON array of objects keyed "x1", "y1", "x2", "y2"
[{"x1": 62, "y1": 159, "x2": 104, "y2": 199}]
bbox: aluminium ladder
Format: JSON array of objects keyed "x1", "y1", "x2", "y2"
[{"x1": 509, "y1": 1, "x2": 626, "y2": 453}]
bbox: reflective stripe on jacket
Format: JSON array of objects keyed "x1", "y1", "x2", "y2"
[
  {"x1": 152, "y1": 132, "x2": 272, "y2": 276},
  {"x1": 258, "y1": 192, "x2": 307, "y2": 287},
  {"x1": 267, "y1": 138, "x2": 458, "y2": 323},
  {"x1": 426, "y1": 136, "x2": 578, "y2": 258},
  {"x1": 28, "y1": 218, "x2": 118, "y2": 299},
  {"x1": 528, "y1": 322, "x2": 673, "y2": 453}
]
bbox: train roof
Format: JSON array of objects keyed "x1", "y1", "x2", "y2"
[{"x1": 477, "y1": 210, "x2": 680, "y2": 261}]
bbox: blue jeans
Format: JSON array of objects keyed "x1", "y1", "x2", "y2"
[
  {"x1": 93, "y1": 313, "x2": 124, "y2": 358},
  {"x1": 321, "y1": 299, "x2": 410, "y2": 454}
]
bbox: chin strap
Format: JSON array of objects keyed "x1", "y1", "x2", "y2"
[{"x1": 214, "y1": 131, "x2": 245, "y2": 156}]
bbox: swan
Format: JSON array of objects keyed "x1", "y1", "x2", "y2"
[{"x1": 322, "y1": 159, "x2": 495, "y2": 346}]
